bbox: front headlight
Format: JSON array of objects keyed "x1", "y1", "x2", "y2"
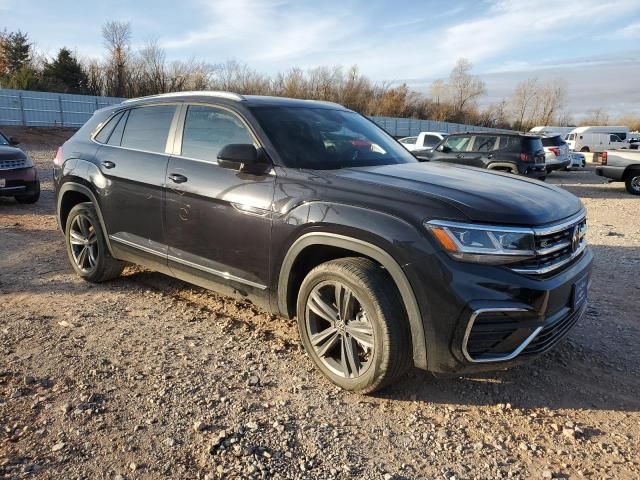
[
  {"x1": 425, "y1": 220, "x2": 536, "y2": 265},
  {"x1": 23, "y1": 155, "x2": 34, "y2": 168}
]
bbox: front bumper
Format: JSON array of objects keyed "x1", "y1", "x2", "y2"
[
  {"x1": 0, "y1": 166, "x2": 39, "y2": 197},
  {"x1": 404, "y1": 245, "x2": 593, "y2": 374}
]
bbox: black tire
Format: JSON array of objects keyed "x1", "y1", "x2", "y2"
[
  {"x1": 15, "y1": 182, "x2": 40, "y2": 204},
  {"x1": 64, "y1": 202, "x2": 124, "y2": 282},
  {"x1": 296, "y1": 257, "x2": 411, "y2": 393},
  {"x1": 625, "y1": 171, "x2": 640, "y2": 196},
  {"x1": 546, "y1": 168, "x2": 552, "y2": 174},
  {"x1": 580, "y1": 147, "x2": 590, "y2": 152}
]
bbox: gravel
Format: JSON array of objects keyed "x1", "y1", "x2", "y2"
[{"x1": 0, "y1": 130, "x2": 639, "y2": 479}]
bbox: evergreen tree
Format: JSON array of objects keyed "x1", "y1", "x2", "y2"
[
  {"x1": 3, "y1": 30, "x2": 31, "y2": 75},
  {"x1": 42, "y1": 48, "x2": 88, "y2": 93}
]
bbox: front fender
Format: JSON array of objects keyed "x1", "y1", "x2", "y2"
[{"x1": 274, "y1": 202, "x2": 435, "y2": 370}]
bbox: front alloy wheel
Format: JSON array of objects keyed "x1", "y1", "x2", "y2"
[
  {"x1": 305, "y1": 281, "x2": 375, "y2": 379},
  {"x1": 296, "y1": 257, "x2": 411, "y2": 393}
]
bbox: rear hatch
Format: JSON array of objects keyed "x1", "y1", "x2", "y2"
[
  {"x1": 542, "y1": 135, "x2": 569, "y2": 163},
  {"x1": 522, "y1": 137, "x2": 546, "y2": 165}
]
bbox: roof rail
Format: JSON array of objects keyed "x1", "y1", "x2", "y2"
[{"x1": 122, "y1": 91, "x2": 245, "y2": 103}]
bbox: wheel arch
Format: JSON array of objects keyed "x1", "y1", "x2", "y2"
[
  {"x1": 487, "y1": 162, "x2": 517, "y2": 174},
  {"x1": 278, "y1": 232, "x2": 428, "y2": 369},
  {"x1": 57, "y1": 182, "x2": 115, "y2": 256}
]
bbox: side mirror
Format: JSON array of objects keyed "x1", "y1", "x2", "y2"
[
  {"x1": 439, "y1": 145, "x2": 450, "y2": 153},
  {"x1": 9, "y1": 137, "x2": 20, "y2": 145},
  {"x1": 217, "y1": 144, "x2": 269, "y2": 174}
]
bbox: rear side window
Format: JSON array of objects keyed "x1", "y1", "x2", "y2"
[
  {"x1": 522, "y1": 137, "x2": 544, "y2": 152},
  {"x1": 541, "y1": 135, "x2": 565, "y2": 147},
  {"x1": 400, "y1": 136, "x2": 417, "y2": 144},
  {"x1": 471, "y1": 135, "x2": 498, "y2": 152},
  {"x1": 496, "y1": 136, "x2": 521, "y2": 150},
  {"x1": 94, "y1": 112, "x2": 123, "y2": 144},
  {"x1": 181, "y1": 105, "x2": 253, "y2": 162},
  {"x1": 120, "y1": 105, "x2": 176, "y2": 153}
]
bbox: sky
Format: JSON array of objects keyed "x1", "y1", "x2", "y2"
[{"x1": 3, "y1": 0, "x2": 640, "y2": 118}]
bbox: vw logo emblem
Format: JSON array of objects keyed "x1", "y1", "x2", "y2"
[{"x1": 571, "y1": 225, "x2": 580, "y2": 253}]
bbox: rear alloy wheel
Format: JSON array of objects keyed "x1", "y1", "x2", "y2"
[
  {"x1": 297, "y1": 257, "x2": 411, "y2": 393},
  {"x1": 65, "y1": 202, "x2": 124, "y2": 282},
  {"x1": 625, "y1": 172, "x2": 640, "y2": 195}
]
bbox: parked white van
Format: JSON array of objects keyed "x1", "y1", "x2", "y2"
[{"x1": 565, "y1": 126, "x2": 629, "y2": 152}]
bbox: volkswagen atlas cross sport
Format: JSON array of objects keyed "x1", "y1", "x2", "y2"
[{"x1": 53, "y1": 92, "x2": 592, "y2": 393}]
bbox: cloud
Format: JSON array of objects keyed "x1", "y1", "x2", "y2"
[{"x1": 617, "y1": 21, "x2": 640, "y2": 38}]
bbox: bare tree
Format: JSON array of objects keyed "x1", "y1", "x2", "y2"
[
  {"x1": 537, "y1": 80, "x2": 567, "y2": 125},
  {"x1": 101, "y1": 21, "x2": 131, "y2": 97},
  {"x1": 580, "y1": 108, "x2": 610, "y2": 126},
  {"x1": 509, "y1": 78, "x2": 539, "y2": 131},
  {"x1": 447, "y1": 58, "x2": 486, "y2": 122}
]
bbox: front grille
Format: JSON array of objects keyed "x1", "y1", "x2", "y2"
[
  {"x1": 0, "y1": 158, "x2": 27, "y2": 170},
  {"x1": 510, "y1": 215, "x2": 587, "y2": 276},
  {"x1": 523, "y1": 305, "x2": 585, "y2": 355}
]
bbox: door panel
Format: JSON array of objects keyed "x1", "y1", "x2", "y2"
[
  {"x1": 165, "y1": 104, "x2": 275, "y2": 291},
  {"x1": 97, "y1": 105, "x2": 178, "y2": 262}
]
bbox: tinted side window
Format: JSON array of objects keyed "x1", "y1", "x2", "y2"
[
  {"x1": 471, "y1": 135, "x2": 498, "y2": 152},
  {"x1": 94, "y1": 112, "x2": 123, "y2": 144},
  {"x1": 496, "y1": 136, "x2": 522, "y2": 150},
  {"x1": 107, "y1": 111, "x2": 128, "y2": 146},
  {"x1": 610, "y1": 134, "x2": 622, "y2": 142},
  {"x1": 423, "y1": 135, "x2": 441, "y2": 147},
  {"x1": 120, "y1": 105, "x2": 176, "y2": 153},
  {"x1": 442, "y1": 135, "x2": 471, "y2": 152},
  {"x1": 181, "y1": 105, "x2": 253, "y2": 162},
  {"x1": 541, "y1": 135, "x2": 563, "y2": 147},
  {"x1": 400, "y1": 136, "x2": 417, "y2": 144}
]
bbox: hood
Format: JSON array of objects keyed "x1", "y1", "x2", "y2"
[
  {"x1": 333, "y1": 162, "x2": 584, "y2": 226},
  {"x1": 0, "y1": 145, "x2": 27, "y2": 161}
]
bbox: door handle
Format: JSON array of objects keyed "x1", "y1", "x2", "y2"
[
  {"x1": 101, "y1": 160, "x2": 116, "y2": 169},
  {"x1": 487, "y1": 154, "x2": 494, "y2": 159},
  {"x1": 456, "y1": 154, "x2": 464, "y2": 159},
  {"x1": 168, "y1": 173, "x2": 188, "y2": 184}
]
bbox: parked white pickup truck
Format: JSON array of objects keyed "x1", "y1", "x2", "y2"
[
  {"x1": 595, "y1": 150, "x2": 640, "y2": 195},
  {"x1": 398, "y1": 132, "x2": 447, "y2": 151}
]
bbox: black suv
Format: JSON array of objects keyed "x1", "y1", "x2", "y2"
[
  {"x1": 415, "y1": 132, "x2": 547, "y2": 179},
  {"x1": 53, "y1": 93, "x2": 592, "y2": 393}
]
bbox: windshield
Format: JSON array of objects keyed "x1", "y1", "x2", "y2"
[
  {"x1": 0, "y1": 133, "x2": 9, "y2": 145},
  {"x1": 250, "y1": 107, "x2": 417, "y2": 169}
]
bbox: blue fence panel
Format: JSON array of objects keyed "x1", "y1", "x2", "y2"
[
  {"x1": 0, "y1": 88, "x2": 124, "y2": 127},
  {"x1": 0, "y1": 88, "x2": 515, "y2": 135}
]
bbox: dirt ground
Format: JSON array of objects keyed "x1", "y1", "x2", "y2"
[{"x1": 1, "y1": 129, "x2": 639, "y2": 480}]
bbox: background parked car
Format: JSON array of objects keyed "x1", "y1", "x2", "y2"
[
  {"x1": 541, "y1": 134, "x2": 571, "y2": 173},
  {"x1": 398, "y1": 131, "x2": 447, "y2": 151},
  {"x1": 568, "y1": 151, "x2": 586, "y2": 169},
  {"x1": 415, "y1": 132, "x2": 547, "y2": 179},
  {"x1": 0, "y1": 131, "x2": 40, "y2": 204}
]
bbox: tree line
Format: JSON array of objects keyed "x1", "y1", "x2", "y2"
[{"x1": 1, "y1": 23, "x2": 639, "y2": 132}]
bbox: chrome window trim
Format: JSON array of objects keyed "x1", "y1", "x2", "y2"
[
  {"x1": 462, "y1": 307, "x2": 541, "y2": 363},
  {"x1": 108, "y1": 234, "x2": 267, "y2": 290},
  {"x1": 91, "y1": 103, "x2": 183, "y2": 156}
]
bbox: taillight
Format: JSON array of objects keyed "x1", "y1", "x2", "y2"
[
  {"x1": 549, "y1": 147, "x2": 560, "y2": 156},
  {"x1": 520, "y1": 152, "x2": 532, "y2": 162},
  {"x1": 601, "y1": 151, "x2": 607, "y2": 165},
  {"x1": 53, "y1": 147, "x2": 64, "y2": 166}
]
